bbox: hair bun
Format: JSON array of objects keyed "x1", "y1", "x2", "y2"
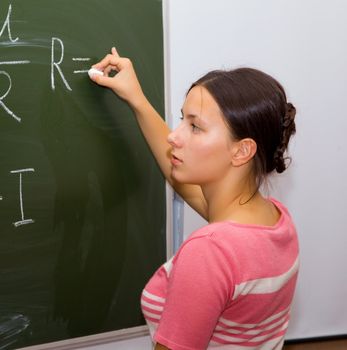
[
  {"x1": 273, "y1": 102, "x2": 297, "y2": 173},
  {"x1": 283, "y1": 103, "x2": 296, "y2": 127}
]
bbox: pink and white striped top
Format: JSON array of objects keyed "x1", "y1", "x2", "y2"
[{"x1": 141, "y1": 198, "x2": 299, "y2": 350}]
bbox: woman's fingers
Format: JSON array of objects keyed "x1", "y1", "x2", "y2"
[
  {"x1": 92, "y1": 47, "x2": 119, "y2": 71},
  {"x1": 104, "y1": 65, "x2": 118, "y2": 76},
  {"x1": 92, "y1": 54, "x2": 132, "y2": 74},
  {"x1": 89, "y1": 47, "x2": 142, "y2": 103},
  {"x1": 89, "y1": 73, "x2": 116, "y2": 88},
  {"x1": 92, "y1": 54, "x2": 116, "y2": 71},
  {"x1": 111, "y1": 46, "x2": 119, "y2": 57}
]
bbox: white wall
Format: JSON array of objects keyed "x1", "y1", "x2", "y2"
[{"x1": 166, "y1": 0, "x2": 347, "y2": 341}]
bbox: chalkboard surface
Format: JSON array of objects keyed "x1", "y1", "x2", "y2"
[{"x1": 0, "y1": 1, "x2": 166, "y2": 348}]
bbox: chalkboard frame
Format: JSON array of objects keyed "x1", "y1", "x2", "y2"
[{"x1": 17, "y1": 325, "x2": 149, "y2": 350}]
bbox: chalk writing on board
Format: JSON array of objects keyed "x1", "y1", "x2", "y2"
[
  {"x1": 51, "y1": 37, "x2": 72, "y2": 91},
  {"x1": 0, "y1": 3, "x2": 93, "y2": 123},
  {"x1": 0, "y1": 3, "x2": 96, "y2": 230},
  {"x1": 0, "y1": 4, "x2": 31, "y2": 123},
  {"x1": 72, "y1": 57, "x2": 91, "y2": 74},
  {"x1": 0, "y1": 4, "x2": 18, "y2": 43},
  {"x1": 0, "y1": 70, "x2": 23, "y2": 122},
  {"x1": 0, "y1": 313, "x2": 30, "y2": 350},
  {"x1": 10, "y1": 168, "x2": 35, "y2": 227}
]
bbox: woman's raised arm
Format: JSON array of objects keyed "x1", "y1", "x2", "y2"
[{"x1": 90, "y1": 48, "x2": 208, "y2": 220}]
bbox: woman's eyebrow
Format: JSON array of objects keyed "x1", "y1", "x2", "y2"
[
  {"x1": 181, "y1": 108, "x2": 198, "y2": 118},
  {"x1": 180, "y1": 109, "x2": 207, "y2": 124}
]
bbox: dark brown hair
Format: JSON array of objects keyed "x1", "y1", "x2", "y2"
[{"x1": 188, "y1": 67, "x2": 296, "y2": 186}]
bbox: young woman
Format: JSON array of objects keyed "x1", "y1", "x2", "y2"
[{"x1": 90, "y1": 48, "x2": 299, "y2": 350}]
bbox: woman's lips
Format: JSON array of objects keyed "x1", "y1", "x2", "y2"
[{"x1": 171, "y1": 154, "x2": 183, "y2": 166}]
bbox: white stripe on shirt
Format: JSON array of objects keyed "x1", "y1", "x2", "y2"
[
  {"x1": 233, "y1": 257, "x2": 299, "y2": 300},
  {"x1": 142, "y1": 289, "x2": 166, "y2": 303},
  {"x1": 212, "y1": 320, "x2": 288, "y2": 343},
  {"x1": 209, "y1": 335, "x2": 285, "y2": 349},
  {"x1": 218, "y1": 305, "x2": 290, "y2": 329},
  {"x1": 142, "y1": 309, "x2": 162, "y2": 320},
  {"x1": 215, "y1": 313, "x2": 289, "y2": 336},
  {"x1": 141, "y1": 299, "x2": 164, "y2": 312}
]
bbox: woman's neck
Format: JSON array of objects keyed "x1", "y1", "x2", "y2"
[
  {"x1": 203, "y1": 180, "x2": 281, "y2": 227},
  {"x1": 202, "y1": 175, "x2": 258, "y2": 223}
]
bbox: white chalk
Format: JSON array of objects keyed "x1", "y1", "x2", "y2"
[{"x1": 88, "y1": 68, "x2": 104, "y2": 78}]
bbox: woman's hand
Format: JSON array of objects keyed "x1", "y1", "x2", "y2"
[{"x1": 90, "y1": 47, "x2": 146, "y2": 110}]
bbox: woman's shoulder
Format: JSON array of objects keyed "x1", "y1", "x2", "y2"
[
  {"x1": 186, "y1": 221, "x2": 237, "y2": 243},
  {"x1": 183, "y1": 199, "x2": 297, "y2": 254},
  {"x1": 180, "y1": 221, "x2": 250, "y2": 257},
  {"x1": 191, "y1": 198, "x2": 294, "y2": 234},
  {"x1": 269, "y1": 197, "x2": 293, "y2": 218}
]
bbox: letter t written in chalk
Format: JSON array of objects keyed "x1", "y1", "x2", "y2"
[{"x1": 10, "y1": 168, "x2": 35, "y2": 227}]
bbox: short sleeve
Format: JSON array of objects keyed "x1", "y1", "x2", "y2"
[{"x1": 154, "y1": 235, "x2": 233, "y2": 350}]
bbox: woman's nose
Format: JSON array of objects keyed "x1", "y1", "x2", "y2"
[
  {"x1": 167, "y1": 127, "x2": 181, "y2": 147},
  {"x1": 167, "y1": 131, "x2": 177, "y2": 146}
]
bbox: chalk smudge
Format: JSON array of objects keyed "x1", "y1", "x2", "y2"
[{"x1": 0, "y1": 313, "x2": 30, "y2": 350}]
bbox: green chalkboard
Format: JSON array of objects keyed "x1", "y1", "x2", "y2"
[{"x1": 0, "y1": 1, "x2": 166, "y2": 348}]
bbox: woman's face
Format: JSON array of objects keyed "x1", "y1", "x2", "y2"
[{"x1": 168, "y1": 85, "x2": 235, "y2": 185}]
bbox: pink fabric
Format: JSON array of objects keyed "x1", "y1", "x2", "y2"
[{"x1": 141, "y1": 198, "x2": 299, "y2": 350}]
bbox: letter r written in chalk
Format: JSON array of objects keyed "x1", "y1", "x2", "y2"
[{"x1": 51, "y1": 37, "x2": 72, "y2": 91}]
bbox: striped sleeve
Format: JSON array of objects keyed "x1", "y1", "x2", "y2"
[{"x1": 154, "y1": 236, "x2": 233, "y2": 350}]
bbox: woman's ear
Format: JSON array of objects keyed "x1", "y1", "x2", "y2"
[{"x1": 231, "y1": 138, "x2": 257, "y2": 167}]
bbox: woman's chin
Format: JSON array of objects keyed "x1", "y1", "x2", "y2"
[
  {"x1": 171, "y1": 171, "x2": 199, "y2": 185},
  {"x1": 170, "y1": 170, "x2": 185, "y2": 184}
]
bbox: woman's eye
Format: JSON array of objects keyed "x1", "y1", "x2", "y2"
[{"x1": 191, "y1": 124, "x2": 200, "y2": 132}]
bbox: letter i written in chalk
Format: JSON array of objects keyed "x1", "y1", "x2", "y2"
[{"x1": 10, "y1": 168, "x2": 35, "y2": 227}]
